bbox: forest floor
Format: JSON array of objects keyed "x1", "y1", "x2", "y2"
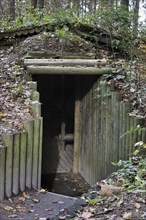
[
  {"x1": 0, "y1": 172, "x2": 146, "y2": 220},
  {"x1": 0, "y1": 30, "x2": 146, "y2": 219}
]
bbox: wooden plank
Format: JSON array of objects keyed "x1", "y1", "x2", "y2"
[
  {"x1": 13, "y1": 133, "x2": 20, "y2": 195},
  {"x1": 24, "y1": 120, "x2": 34, "y2": 189},
  {"x1": 142, "y1": 128, "x2": 146, "y2": 143},
  {"x1": 129, "y1": 116, "x2": 134, "y2": 155},
  {"x1": 100, "y1": 80, "x2": 107, "y2": 179},
  {"x1": 122, "y1": 103, "x2": 128, "y2": 160},
  {"x1": 38, "y1": 117, "x2": 43, "y2": 189},
  {"x1": 20, "y1": 132, "x2": 27, "y2": 192},
  {"x1": 27, "y1": 66, "x2": 113, "y2": 75},
  {"x1": 119, "y1": 102, "x2": 124, "y2": 160},
  {"x1": 92, "y1": 80, "x2": 98, "y2": 184},
  {"x1": 0, "y1": 147, "x2": 6, "y2": 201},
  {"x1": 96, "y1": 78, "x2": 102, "y2": 181},
  {"x1": 32, "y1": 118, "x2": 40, "y2": 189},
  {"x1": 73, "y1": 76, "x2": 81, "y2": 173},
  {"x1": 2, "y1": 134, "x2": 13, "y2": 197},
  {"x1": 105, "y1": 85, "x2": 113, "y2": 177},
  {"x1": 61, "y1": 75, "x2": 65, "y2": 149},
  {"x1": 125, "y1": 103, "x2": 132, "y2": 159}
]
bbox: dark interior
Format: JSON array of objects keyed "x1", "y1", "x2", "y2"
[{"x1": 32, "y1": 74, "x2": 98, "y2": 196}]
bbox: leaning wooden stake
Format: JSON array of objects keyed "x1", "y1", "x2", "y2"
[{"x1": 27, "y1": 66, "x2": 113, "y2": 75}]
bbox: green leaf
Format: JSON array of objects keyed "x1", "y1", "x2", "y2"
[
  {"x1": 88, "y1": 198, "x2": 100, "y2": 205},
  {"x1": 111, "y1": 161, "x2": 117, "y2": 166}
]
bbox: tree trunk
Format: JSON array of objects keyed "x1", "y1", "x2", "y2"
[
  {"x1": 31, "y1": 0, "x2": 37, "y2": 9},
  {"x1": 133, "y1": 0, "x2": 139, "y2": 36},
  {"x1": 38, "y1": 0, "x2": 44, "y2": 9},
  {"x1": 121, "y1": 0, "x2": 129, "y2": 10},
  {"x1": 9, "y1": 0, "x2": 15, "y2": 20}
]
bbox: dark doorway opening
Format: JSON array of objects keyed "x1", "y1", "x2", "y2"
[{"x1": 32, "y1": 74, "x2": 97, "y2": 196}]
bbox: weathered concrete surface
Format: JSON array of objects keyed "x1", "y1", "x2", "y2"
[{"x1": 0, "y1": 192, "x2": 77, "y2": 220}]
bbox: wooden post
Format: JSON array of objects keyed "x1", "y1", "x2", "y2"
[
  {"x1": 38, "y1": 117, "x2": 43, "y2": 189},
  {"x1": 32, "y1": 118, "x2": 40, "y2": 189},
  {"x1": 142, "y1": 128, "x2": 146, "y2": 143},
  {"x1": 2, "y1": 134, "x2": 13, "y2": 198},
  {"x1": 31, "y1": 91, "x2": 40, "y2": 101},
  {"x1": 13, "y1": 133, "x2": 20, "y2": 195},
  {"x1": 32, "y1": 101, "x2": 41, "y2": 117},
  {"x1": 0, "y1": 147, "x2": 6, "y2": 201},
  {"x1": 73, "y1": 76, "x2": 81, "y2": 173},
  {"x1": 27, "y1": 81, "x2": 37, "y2": 90},
  {"x1": 61, "y1": 75, "x2": 65, "y2": 149},
  {"x1": 24, "y1": 120, "x2": 34, "y2": 189},
  {"x1": 20, "y1": 132, "x2": 27, "y2": 192}
]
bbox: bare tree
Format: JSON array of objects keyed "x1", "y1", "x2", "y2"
[
  {"x1": 133, "y1": 0, "x2": 140, "y2": 35},
  {"x1": 31, "y1": 0, "x2": 37, "y2": 9},
  {"x1": 10, "y1": 0, "x2": 15, "y2": 20},
  {"x1": 121, "y1": 0, "x2": 129, "y2": 10}
]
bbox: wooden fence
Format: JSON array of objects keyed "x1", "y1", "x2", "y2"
[
  {"x1": 0, "y1": 82, "x2": 43, "y2": 201},
  {"x1": 0, "y1": 69, "x2": 145, "y2": 200},
  {"x1": 79, "y1": 76, "x2": 146, "y2": 185}
]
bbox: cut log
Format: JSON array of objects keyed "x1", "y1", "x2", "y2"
[
  {"x1": 25, "y1": 51, "x2": 96, "y2": 59},
  {"x1": 24, "y1": 59, "x2": 101, "y2": 67},
  {"x1": 27, "y1": 66, "x2": 113, "y2": 75}
]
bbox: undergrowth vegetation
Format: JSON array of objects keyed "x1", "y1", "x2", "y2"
[
  {"x1": 0, "y1": 6, "x2": 145, "y2": 57},
  {"x1": 109, "y1": 140, "x2": 146, "y2": 193}
]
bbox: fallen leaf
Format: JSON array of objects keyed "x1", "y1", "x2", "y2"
[
  {"x1": 134, "y1": 202, "x2": 141, "y2": 209},
  {"x1": 0, "y1": 112, "x2": 7, "y2": 117},
  {"x1": 100, "y1": 182, "x2": 122, "y2": 196},
  {"x1": 7, "y1": 214, "x2": 18, "y2": 218},
  {"x1": 38, "y1": 188, "x2": 47, "y2": 193},
  {"x1": 81, "y1": 211, "x2": 92, "y2": 219},
  {"x1": 45, "y1": 208, "x2": 53, "y2": 211},
  {"x1": 123, "y1": 212, "x2": 132, "y2": 220},
  {"x1": 4, "y1": 206, "x2": 14, "y2": 211},
  {"x1": 32, "y1": 198, "x2": 40, "y2": 203},
  {"x1": 22, "y1": 191, "x2": 30, "y2": 199},
  {"x1": 109, "y1": 215, "x2": 117, "y2": 220}
]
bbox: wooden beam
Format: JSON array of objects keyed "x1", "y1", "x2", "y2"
[
  {"x1": 24, "y1": 51, "x2": 95, "y2": 59},
  {"x1": 27, "y1": 66, "x2": 113, "y2": 75},
  {"x1": 24, "y1": 59, "x2": 100, "y2": 67}
]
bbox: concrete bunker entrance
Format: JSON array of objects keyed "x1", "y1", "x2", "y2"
[{"x1": 32, "y1": 74, "x2": 98, "y2": 196}]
